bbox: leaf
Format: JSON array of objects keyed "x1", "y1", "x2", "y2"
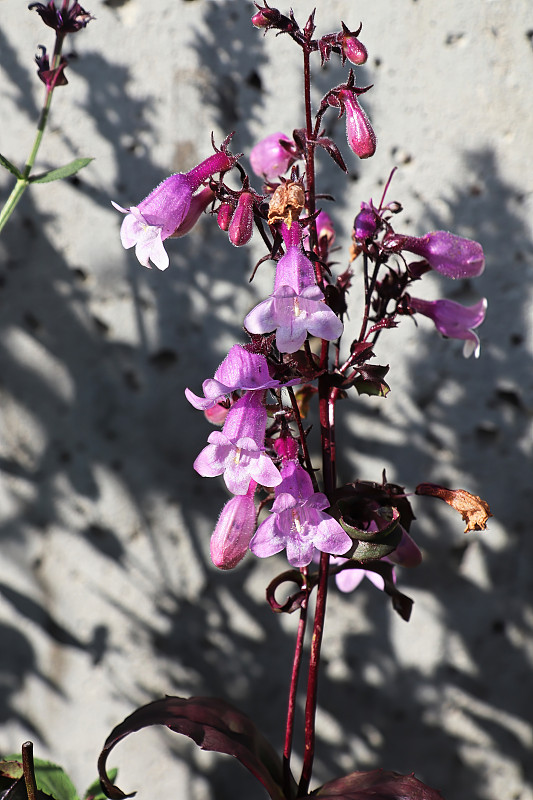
[
  {"x1": 352, "y1": 364, "x2": 390, "y2": 397},
  {"x1": 0, "y1": 154, "x2": 23, "y2": 179},
  {"x1": 97, "y1": 696, "x2": 291, "y2": 800},
  {"x1": 84, "y1": 771, "x2": 117, "y2": 800},
  {"x1": 29, "y1": 158, "x2": 93, "y2": 184},
  {"x1": 316, "y1": 136, "x2": 347, "y2": 172},
  {"x1": 0, "y1": 758, "x2": 78, "y2": 800},
  {"x1": 311, "y1": 768, "x2": 444, "y2": 799}
]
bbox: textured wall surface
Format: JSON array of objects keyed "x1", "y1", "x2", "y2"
[{"x1": 0, "y1": 1, "x2": 532, "y2": 799}]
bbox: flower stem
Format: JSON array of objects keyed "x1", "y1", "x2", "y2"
[
  {"x1": 283, "y1": 577, "x2": 309, "y2": 798},
  {"x1": 0, "y1": 32, "x2": 65, "y2": 235}
]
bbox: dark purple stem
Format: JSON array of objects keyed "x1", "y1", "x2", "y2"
[{"x1": 283, "y1": 579, "x2": 309, "y2": 797}]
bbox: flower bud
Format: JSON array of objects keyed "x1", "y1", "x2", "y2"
[
  {"x1": 338, "y1": 89, "x2": 376, "y2": 159},
  {"x1": 399, "y1": 231, "x2": 485, "y2": 279},
  {"x1": 354, "y1": 202, "x2": 378, "y2": 240},
  {"x1": 217, "y1": 202, "x2": 234, "y2": 232},
  {"x1": 250, "y1": 132, "x2": 293, "y2": 181},
  {"x1": 210, "y1": 490, "x2": 257, "y2": 570},
  {"x1": 273, "y1": 434, "x2": 299, "y2": 462},
  {"x1": 316, "y1": 211, "x2": 335, "y2": 246},
  {"x1": 340, "y1": 22, "x2": 368, "y2": 65},
  {"x1": 228, "y1": 192, "x2": 254, "y2": 247}
]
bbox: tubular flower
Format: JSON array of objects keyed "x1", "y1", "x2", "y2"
[
  {"x1": 337, "y1": 88, "x2": 376, "y2": 159},
  {"x1": 113, "y1": 150, "x2": 234, "y2": 270},
  {"x1": 185, "y1": 344, "x2": 297, "y2": 411},
  {"x1": 250, "y1": 461, "x2": 352, "y2": 568},
  {"x1": 210, "y1": 483, "x2": 257, "y2": 570},
  {"x1": 410, "y1": 296, "x2": 487, "y2": 358},
  {"x1": 398, "y1": 231, "x2": 485, "y2": 279},
  {"x1": 250, "y1": 132, "x2": 293, "y2": 181},
  {"x1": 244, "y1": 223, "x2": 343, "y2": 353},
  {"x1": 193, "y1": 391, "x2": 281, "y2": 495}
]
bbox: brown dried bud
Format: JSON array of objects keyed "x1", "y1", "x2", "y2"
[
  {"x1": 268, "y1": 180, "x2": 305, "y2": 228},
  {"x1": 415, "y1": 483, "x2": 492, "y2": 533}
]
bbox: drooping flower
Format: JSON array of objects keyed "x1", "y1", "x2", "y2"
[
  {"x1": 250, "y1": 132, "x2": 294, "y2": 182},
  {"x1": 336, "y1": 88, "x2": 376, "y2": 159},
  {"x1": 250, "y1": 461, "x2": 352, "y2": 568},
  {"x1": 244, "y1": 223, "x2": 343, "y2": 353},
  {"x1": 113, "y1": 150, "x2": 234, "y2": 270},
  {"x1": 210, "y1": 482, "x2": 257, "y2": 570},
  {"x1": 193, "y1": 391, "x2": 281, "y2": 495},
  {"x1": 410, "y1": 296, "x2": 487, "y2": 358},
  {"x1": 397, "y1": 231, "x2": 485, "y2": 279},
  {"x1": 185, "y1": 344, "x2": 293, "y2": 411}
]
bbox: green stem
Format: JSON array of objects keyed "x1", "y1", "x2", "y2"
[{"x1": 0, "y1": 31, "x2": 65, "y2": 234}]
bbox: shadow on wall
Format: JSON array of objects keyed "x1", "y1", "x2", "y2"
[{"x1": 0, "y1": 2, "x2": 532, "y2": 800}]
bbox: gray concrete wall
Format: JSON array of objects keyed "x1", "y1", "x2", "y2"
[{"x1": 0, "y1": 1, "x2": 532, "y2": 799}]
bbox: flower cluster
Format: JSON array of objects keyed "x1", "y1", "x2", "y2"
[{"x1": 112, "y1": 5, "x2": 489, "y2": 596}]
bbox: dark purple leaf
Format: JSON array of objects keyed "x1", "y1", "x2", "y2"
[
  {"x1": 311, "y1": 768, "x2": 444, "y2": 799},
  {"x1": 98, "y1": 696, "x2": 291, "y2": 800},
  {"x1": 316, "y1": 137, "x2": 348, "y2": 172}
]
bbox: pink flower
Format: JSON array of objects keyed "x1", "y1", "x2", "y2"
[
  {"x1": 193, "y1": 391, "x2": 281, "y2": 495},
  {"x1": 410, "y1": 296, "x2": 487, "y2": 358},
  {"x1": 331, "y1": 558, "x2": 389, "y2": 593},
  {"x1": 113, "y1": 151, "x2": 233, "y2": 270},
  {"x1": 398, "y1": 231, "x2": 485, "y2": 279},
  {"x1": 210, "y1": 484, "x2": 257, "y2": 570},
  {"x1": 244, "y1": 223, "x2": 343, "y2": 353},
  {"x1": 250, "y1": 461, "x2": 352, "y2": 568},
  {"x1": 250, "y1": 132, "x2": 293, "y2": 181},
  {"x1": 337, "y1": 88, "x2": 376, "y2": 159},
  {"x1": 185, "y1": 344, "x2": 296, "y2": 411}
]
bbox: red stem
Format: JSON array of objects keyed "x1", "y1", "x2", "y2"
[{"x1": 283, "y1": 582, "x2": 309, "y2": 797}]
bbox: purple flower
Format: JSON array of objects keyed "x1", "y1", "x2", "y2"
[
  {"x1": 194, "y1": 391, "x2": 281, "y2": 495},
  {"x1": 398, "y1": 231, "x2": 485, "y2": 279},
  {"x1": 410, "y1": 296, "x2": 487, "y2": 358},
  {"x1": 244, "y1": 223, "x2": 343, "y2": 353},
  {"x1": 113, "y1": 151, "x2": 233, "y2": 270},
  {"x1": 250, "y1": 461, "x2": 352, "y2": 568},
  {"x1": 250, "y1": 132, "x2": 293, "y2": 181},
  {"x1": 331, "y1": 558, "x2": 388, "y2": 593},
  {"x1": 185, "y1": 344, "x2": 293, "y2": 411},
  {"x1": 210, "y1": 484, "x2": 257, "y2": 570}
]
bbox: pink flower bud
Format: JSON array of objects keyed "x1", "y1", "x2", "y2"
[
  {"x1": 210, "y1": 488, "x2": 257, "y2": 570},
  {"x1": 250, "y1": 132, "x2": 293, "y2": 181},
  {"x1": 217, "y1": 202, "x2": 234, "y2": 232},
  {"x1": 228, "y1": 192, "x2": 254, "y2": 247},
  {"x1": 316, "y1": 211, "x2": 335, "y2": 245},
  {"x1": 338, "y1": 89, "x2": 376, "y2": 159},
  {"x1": 340, "y1": 22, "x2": 368, "y2": 65}
]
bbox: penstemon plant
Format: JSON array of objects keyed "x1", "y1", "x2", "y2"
[{"x1": 97, "y1": 6, "x2": 491, "y2": 800}]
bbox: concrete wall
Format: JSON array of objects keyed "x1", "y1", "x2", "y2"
[{"x1": 0, "y1": 1, "x2": 532, "y2": 799}]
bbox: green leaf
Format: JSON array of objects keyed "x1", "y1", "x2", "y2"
[
  {"x1": 0, "y1": 758, "x2": 79, "y2": 800},
  {"x1": 0, "y1": 154, "x2": 23, "y2": 179},
  {"x1": 83, "y1": 771, "x2": 117, "y2": 800},
  {"x1": 29, "y1": 158, "x2": 93, "y2": 184}
]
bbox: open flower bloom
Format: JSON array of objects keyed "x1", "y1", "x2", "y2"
[
  {"x1": 250, "y1": 132, "x2": 293, "y2": 181},
  {"x1": 250, "y1": 461, "x2": 352, "y2": 568},
  {"x1": 113, "y1": 151, "x2": 233, "y2": 270},
  {"x1": 399, "y1": 231, "x2": 485, "y2": 279},
  {"x1": 210, "y1": 483, "x2": 257, "y2": 570},
  {"x1": 410, "y1": 296, "x2": 487, "y2": 358},
  {"x1": 194, "y1": 391, "x2": 281, "y2": 495},
  {"x1": 244, "y1": 223, "x2": 343, "y2": 353},
  {"x1": 185, "y1": 344, "x2": 296, "y2": 410}
]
